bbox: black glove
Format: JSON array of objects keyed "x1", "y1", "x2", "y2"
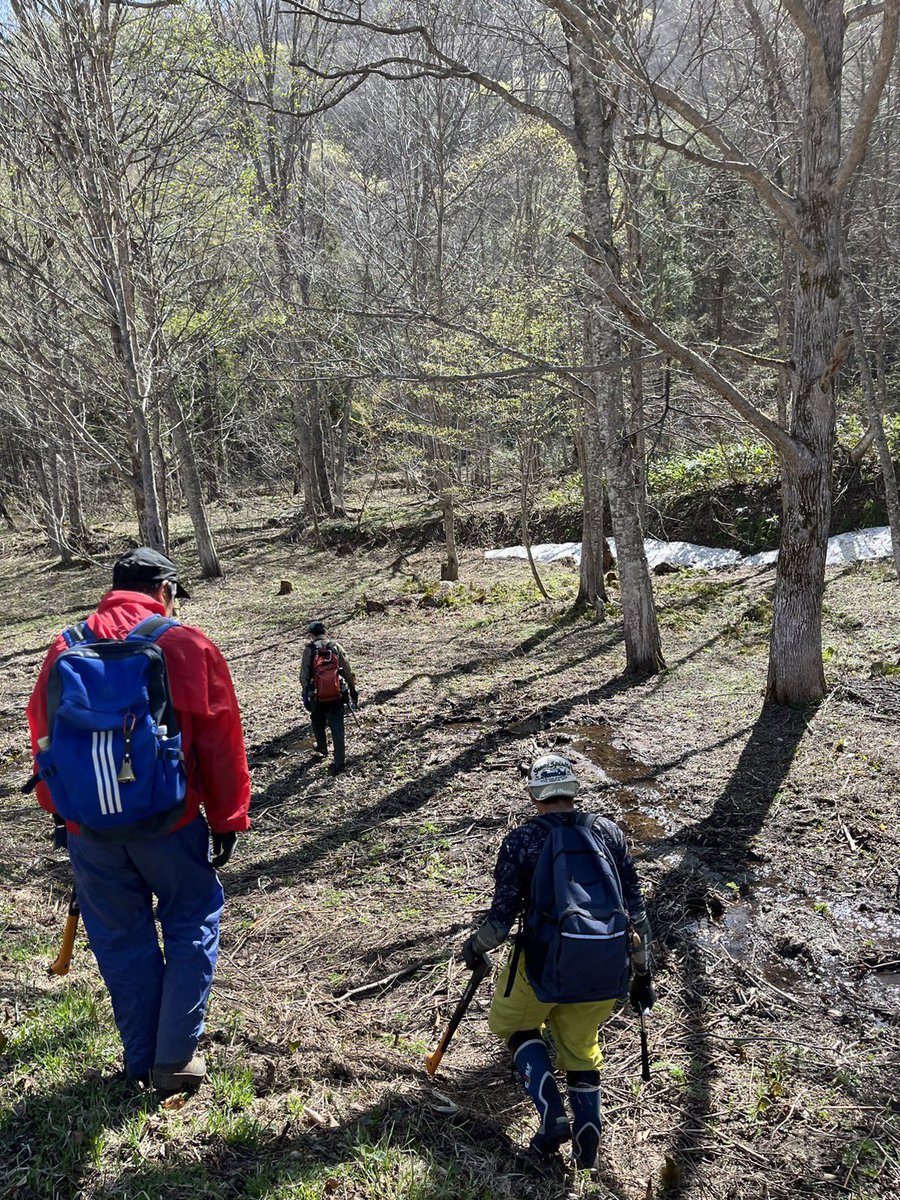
[
  {"x1": 349, "y1": 687, "x2": 359, "y2": 709},
  {"x1": 461, "y1": 936, "x2": 487, "y2": 971},
  {"x1": 211, "y1": 831, "x2": 238, "y2": 869},
  {"x1": 302, "y1": 694, "x2": 313, "y2": 713},
  {"x1": 51, "y1": 814, "x2": 68, "y2": 850},
  {"x1": 630, "y1": 970, "x2": 656, "y2": 1013}
]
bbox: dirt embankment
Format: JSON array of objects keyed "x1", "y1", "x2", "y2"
[
  {"x1": 0, "y1": 505, "x2": 898, "y2": 1200},
  {"x1": 288, "y1": 457, "x2": 900, "y2": 559}
]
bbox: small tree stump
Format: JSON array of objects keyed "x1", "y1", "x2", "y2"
[{"x1": 278, "y1": 580, "x2": 293, "y2": 595}]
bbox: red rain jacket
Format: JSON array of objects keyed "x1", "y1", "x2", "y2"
[{"x1": 27, "y1": 590, "x2": 252, "y2": 836}]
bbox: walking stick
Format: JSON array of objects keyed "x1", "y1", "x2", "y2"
[
  {"x1": 49, "y1": 888, "x2": 79, "y2": 977},
  {"x1": 425, "y1": 955, "x2": 491, "y2": 1077},
  {"x1": 639, "y1": 1007, "x2": 651, "y2": 1082}
]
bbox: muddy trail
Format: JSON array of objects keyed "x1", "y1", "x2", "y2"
[{"x1": 0, "y1": 503, "x2": 898, "y2": 1200}]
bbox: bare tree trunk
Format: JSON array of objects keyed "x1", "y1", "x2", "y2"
[
  {"x1": 520, "y1": 438, "x2": 551, "y2": 601},
  {"x1": 62, "y1": 425, "x2": 89, "y2": 543},
  {"x1": 630, "y1": 341, "x2": 647, "y2": 530},
  {"x1": 33, "y1": 440, "x2": 72, "y2": 564},
  {"x1": 293, "y1": 390, "x2": 317, "y2": 514},
  {"x1": 311, "y1": 385, "x2": 335, "y2": 515},
  {"x1": 166, "y1": 386, "x2": 222, "y2": 579},
  {"x1": 133, "y1": 405, "x2": 166, "y2": 551},
  {"x1": 766, "y1": 0, "x2": 846, "y2": 705},
  {"x1": 0, "y1": 491, "x2": 14, "y2": 531},
  {"x1": 777, "y1": 241, "x2": 792, "y2": 429},
  {"x1": 843, "y1": 269, "x2": 900, "y2": 580},
  {"x1": 565, "y1": 16, "x2": 664, "y2": 673},
  {"x1": 335, "y1": 381, "x2": 352, "y2": 512},
  {"x1": 149, "y1": 394, "x2": 169, "y2": 548},
  {"x1": 437, "y1": 464, "x2": 459, "y2": 582},
  {"x1": 575, "y1": 364, "x2": 608, "y2": 617}
]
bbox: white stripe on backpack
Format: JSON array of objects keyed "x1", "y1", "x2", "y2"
[
  {"x1": 91, "y1": 731, "x2": 110, "y2": 815},
  {"x1": 103, "y1": 731, "x2": 123, "y2": 813},
  {"x1": 561, "y1": 930, "x2": 626, "y2": 940}
]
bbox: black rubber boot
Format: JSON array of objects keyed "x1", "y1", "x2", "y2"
[
  {"x1": 510, "y1": 1033, "x2": 570, "y2": 1157},
  {"x1": 567, "y1": 1070, "x2": 602, "y2": 1170}
]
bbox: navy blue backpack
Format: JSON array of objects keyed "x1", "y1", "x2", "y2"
[
  {"x1": 522, "y1": 814, "x2": 631, "y2": 1004},
  {"x1": 29, "y1": 616, "x2": 187, "y2": 837}
]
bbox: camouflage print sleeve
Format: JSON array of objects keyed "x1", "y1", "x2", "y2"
[{"x1": 469, "y1": 822, "x2": 547, "y2": 955}]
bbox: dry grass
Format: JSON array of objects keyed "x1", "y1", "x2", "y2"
[{"x1": 1, "y1": 495, "x2": 898, "y2": 1199}]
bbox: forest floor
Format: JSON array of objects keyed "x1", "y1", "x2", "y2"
[{"x1": 0, "y1": 492, "x2": 898, "y2": 1200}]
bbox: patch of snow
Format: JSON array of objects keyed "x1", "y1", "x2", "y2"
[
  {"x1": 486, "y1": 526, "x2": 894, "y2": 572},
  {"x1": 744, "y1": 526, "x2": 893, "y2": 569},
  {"x1": 742, "y1": 548, "x2": 779, "y2": 568},
  {"x1": 485, "y1": 538, "x2": 740, "y2": 571},
  {"x1": 485, "y1": 542, "x2": 583, "y2": 565},
  {"x1": 825, "y1": 526, "x2": 892, "y2": 565},
  {"x1": 642, "y1": 539, "x2": 742, "y2": 570}
]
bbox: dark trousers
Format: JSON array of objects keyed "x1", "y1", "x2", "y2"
[{"x1": 311, "y1": 700, "x2": 345, "y2": 766}]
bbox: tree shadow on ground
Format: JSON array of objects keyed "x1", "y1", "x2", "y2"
[
  {"x1": 640, "y1": 701, "x2": 810, "y2": 1197},
  {"x1": 670, "y1": 703, "x2": 811, "y2": 866},
  {"x1": 238, "y1": 667, "x2": 657, "y2": 895},
  {"x1": 365, "y1": 605, "x2": 607, "y2": 708}
]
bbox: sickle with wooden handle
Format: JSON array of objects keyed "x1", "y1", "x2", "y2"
[
  {"x1": 48, "y1": 889, "x2": 80, "y2": 977},
  {"x1": 425, "y1": 955, "x2": 491, "y2": 1077}
]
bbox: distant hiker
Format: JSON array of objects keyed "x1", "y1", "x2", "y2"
[
  {"x1": 26, "y1": 548, "x2": 251, "y2": 1094},
  {"x1": 299, "y1": 619, "x2": 358, "y2": 775},
  {"x1": 460, "y1": 754, "x2": 654, "y2": 1170}
]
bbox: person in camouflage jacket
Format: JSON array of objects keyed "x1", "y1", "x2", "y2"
[{"x1": 460, "y1": 754, "x2": 654, "y2": 1170}]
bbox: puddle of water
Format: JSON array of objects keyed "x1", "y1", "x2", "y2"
[
  {"x1": 550, "y1": 720, "x2": 900, "y2": 1020},
  {"x1": 553, "y1": 723, "x2": 680, "y2": 841}
]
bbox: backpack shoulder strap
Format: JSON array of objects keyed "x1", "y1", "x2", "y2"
[
  {"x1": 61, "y1": 621, "x2": 91, "y2": 648},
  {"x1": 127, "y1": 616, "x2": 179, "y2": 643},
  {"x1": 530, "y1": 814, "x2": 555, "y2": 834},
  {"x1": 576, "y1": 813, "x2": 626, "y2": 899}
]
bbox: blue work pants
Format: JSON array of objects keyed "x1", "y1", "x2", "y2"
[{"x1": 67, "y1": 816, "x2": 224, "y2": 1075}]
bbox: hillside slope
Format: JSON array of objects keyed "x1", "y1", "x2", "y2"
[{"x1": 1, "y1": 499, "x2": 898, "y2": 1200}]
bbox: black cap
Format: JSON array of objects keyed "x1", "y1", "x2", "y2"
[
  {"x1": 112, "y1": 547, "x2": 190, "y2": 599},
  {"x1": 306, "y1": 619, "x2": 326, "y2": 636}
]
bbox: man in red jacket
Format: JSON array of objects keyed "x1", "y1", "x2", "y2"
[{"x1": 27, "y1": 548, "x2": 251, "y2": 1093}]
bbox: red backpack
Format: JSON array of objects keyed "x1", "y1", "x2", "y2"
[{"x1": 312, "y1": 642, "x2": 343, "y2": 702}]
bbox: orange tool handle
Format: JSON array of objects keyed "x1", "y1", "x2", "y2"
[
  {"x1": 425, "y1": 955, "x2": 491, "y2": 1077},
  {"x1": 48, "y1": 893, "x2": 79, "y2": 977}
]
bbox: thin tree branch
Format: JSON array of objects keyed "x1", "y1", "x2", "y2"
[
  {"x1": 567, "y1": 231, "x2": 808, "y2": 467},
  {"x1": 779, "y1": 0, "x2": 831, "y2": 109},
  {"x1": 282, "y1": 0, "x2": 581, "y2": 149},
  {"x1": 544, "y1": 0, "x2": 804, "y2": 239},
  {"x1": 834, "y1": 0, "x2": 900, "y2": 194},
  {"x1": 846, "y1": 3, "x2": 886, "y2": 23}
]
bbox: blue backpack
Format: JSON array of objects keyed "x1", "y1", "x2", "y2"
[
  {"x1": 522, "y1": 814, "x2": 631, "y2": 1004},
  {"x1": 29, "y1": 616, "x2": 187, "y2": 837}
]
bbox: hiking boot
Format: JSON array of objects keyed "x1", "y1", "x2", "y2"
[
  {"x1": 151, "y1": 1054, "x2": 206, "y2": 1095},
  {"x1": 313, "y1": 743, "x2": 327, "y2": 756},
  {"x1": 329, "y1": 762, "x2": 346, "y2": 775},
  {"x1": 567, "y1": 1070, "x2": 602, "y2": 1170},
  {"x1": 512, "y1": 1036, "x2": 570, "y2": 1157}
]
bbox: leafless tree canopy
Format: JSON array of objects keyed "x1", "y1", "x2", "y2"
[{"x1": 0, "y1": 0, "x2": 897, "y2": 698}]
